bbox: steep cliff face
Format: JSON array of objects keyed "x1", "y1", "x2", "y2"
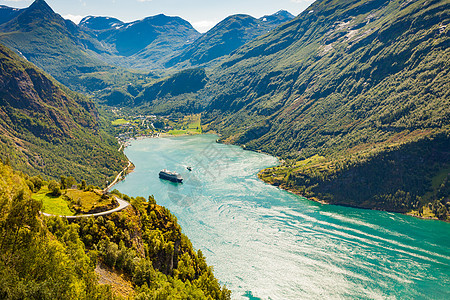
[
  {"x1": 0, "y1": 44, "x2": 96, "y2": 138},
  {"x1": 0, "y1": 43, "x2": 126, "y2": 185}
]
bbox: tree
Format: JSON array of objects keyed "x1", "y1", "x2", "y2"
[
  {"x1": 66, "y1": 176, "x2": 77, "y2": 189},
  {"x1": 48, "y1": 180, "x2": 61, "y2": 197},
  {"x1": 30, "y1": 176, "x2": 43, "y2": 192},
  {"x1": 60, "y1": 176, "x2": 67, "y2": 189}
]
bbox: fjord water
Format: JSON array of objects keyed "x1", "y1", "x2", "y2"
[{"x1": 115, "y1": 135, "x2": 450, "y2": 299}]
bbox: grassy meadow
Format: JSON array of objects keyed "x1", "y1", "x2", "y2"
[
  {"x1": 32, "y1": 187, "x2": 74, "y2": 216},
  {"x1": 32, "y1": 187, "x2": 116, "y2": 216}
]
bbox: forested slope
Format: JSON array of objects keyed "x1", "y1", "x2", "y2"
[
  {"x1": 72, "y1": 191, "x2": 231, "y2": 299},
  {"x1": 201, "y1": 0, "x2": 449, "y2": 217},
  {"x1": 205, "y1": 0, "x2": 449, "y2": 155},
  {"x1": 0, "y1": 43, "x2": 126, "y2": 186},
  {"x1": 0, "y1": 162, "x2": 113, "y2": 299},
  {"x1": 0, "y1": 161, "x2": 231, "y2": 299}
]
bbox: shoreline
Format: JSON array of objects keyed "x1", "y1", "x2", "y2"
[
  {"x1": 257, "y1": 171, "x2": 448, "y2": 223},
  {"x1": 104, "y1": 160, "x2": 134, "y2": 193},
  {"x1": 118, "y1": 134, "x2": 448, "y2": 223},
  {"x1": 118, "y1": 131, "x2": 203, "y2": 146},
  {"x1": 110, "y1": 132, "x2": 205, "y2": 191},
  {"x1": 405, "y1": 211, "x2": 448, "y2": 222}
]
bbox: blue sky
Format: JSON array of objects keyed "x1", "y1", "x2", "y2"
[{"x1": 0, "y1": 0, "x2": 314, "y2": 32}]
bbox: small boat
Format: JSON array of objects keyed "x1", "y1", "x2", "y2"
[
  {"x1": 159, "y1": 169, "x2": 183, "y2": 183},
  {"x1": 187, "y1": 166, "x2": 192, "y2": 171}
]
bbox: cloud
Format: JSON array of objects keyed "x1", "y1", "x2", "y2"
[
  {"x1": 63, "y1": 14, "x2": 85, "y2": 25},
  {"x1": 191, "y1": 20, "x2": 217, "y2": 33},
  {"x1": 137, "y1": 0, "x2": 153, "y2": 2},
  {"x1": 291, "y1": 0, "x2": 313, "y2": 3}
]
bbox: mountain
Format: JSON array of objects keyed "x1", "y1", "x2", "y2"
[
  {"x1": 0, "y1": 0, "x2": 111, "y2": 89},
  {"x1": 0, "y1": 42, "x2": 127, "y2": 185},
  {"x1": 166, "y1": 10, "x2": 295, "y2": 68},
  {"x1": 89, "y1": 14, "x2": 201, "y2": 69},
  {"x1": 79, "y1": 15, "x2": 124, "y2": 31},
  {"x1": 129, "y1": 68, "x2": 207, "y2": 114},
  {"x1": 198, "y1": 0, "x2": 449, "y2": 216},
  {"x1": 0, "y1": 5, "x2": 22, "y2": 25},
  {"x1": 0, "y1": 1, "x2": 201, "y2": 71},
  {"x1": 261, "y1": 10, "x2": 295, "y2": 24},
  {"x1": 0, "y1": 0, "x2": 201, "y2": 97},
  {"x1": 205, "y1": 0, "x2": 449, "y2": 156},
  {"x1": 1, "y1": 0, "x2": 447, "y2": 217}
]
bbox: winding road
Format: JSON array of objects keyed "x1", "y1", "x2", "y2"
[
  {"x1": 41, "y1": 196, "x2": 130, "y2": 219},
  {"x1": 104, "y1": 161, "x2": 132, "y2": 192},
  {"x1": 41, "y1": 156, "x2": 133, "y2": 219}
]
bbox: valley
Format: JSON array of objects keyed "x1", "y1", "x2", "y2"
[{"x1": 111, "y1": 111, "x2": 202, "y2": 142}]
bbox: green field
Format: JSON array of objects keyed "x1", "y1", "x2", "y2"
[
  {"x1": 65, "y1": 189, "x2": 114, "y2": 214},
  {"x1": 167, "y1": 114, "x2": 202, "y2": 135},
  {"x1": 186, "y1": 114, "x2": 201, "y2": 131},
  {"x1": 32, "y1": 187, "x2": 115, "y2": 215},
  {"x1": 111, "y1": 118, "x2": 130, "y2": 126},
  {"x1": 32, "y1": 187, "x2": 74, "y2": 216},
  {"x1": 167, "y1": 129, "x2": 188, "y2": 135}
]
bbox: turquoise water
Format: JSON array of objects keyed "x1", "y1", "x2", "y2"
[{"x1": 115, "y1": 135, "x2": 450, "y2": 299}]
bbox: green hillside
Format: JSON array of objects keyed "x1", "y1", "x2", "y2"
[
  {"x1": 0, "y1": 161, "x2": 114, "y2": 299},
  {"x1": 0, "y1": 42, "x2": 127, "y2": 186},
  {"x1": 0, "y1": 161, "x2": 231, "y2": 299},
  {"x1": 132, "y1": 68, "x2": 208, "y2": 114},
  {"x1": 199, "y1": 0, "x2": 449, "y2": 217}
]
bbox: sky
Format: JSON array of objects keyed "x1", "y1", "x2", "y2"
[{"x1": 0, "y1": 0, "x2": 315, "y2": 32}]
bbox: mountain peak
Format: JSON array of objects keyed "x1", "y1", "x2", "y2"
[
  {"x1": 273, "y1": 10, "x2": 295, "y2": 18},
  {"x1": 166, "y1": 10, "x2": 293, "y2": 67},
  {"x1": 141, "y1": 13, "x2": 195, "y2": 28},
  {"x1": 0, "y1": 0, "x2": 60, "y2": 31},
  {"x1": 260, "y1": 10, "x2": 295, "y2": 23},
  {"x1": 18, "y1": 0, "x2": 57, "y2": 23},
  {"x1": 29, "y1": 0, "x2": 54, "y2": 13}
]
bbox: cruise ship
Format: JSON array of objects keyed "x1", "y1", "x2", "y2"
[{"x1": 159, "y1": 169, "x2": 183, "y2": 183}]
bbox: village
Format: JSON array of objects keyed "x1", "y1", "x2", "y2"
[{"x1": 110, "y1": 109, "x2": 203, "y2": 147}]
